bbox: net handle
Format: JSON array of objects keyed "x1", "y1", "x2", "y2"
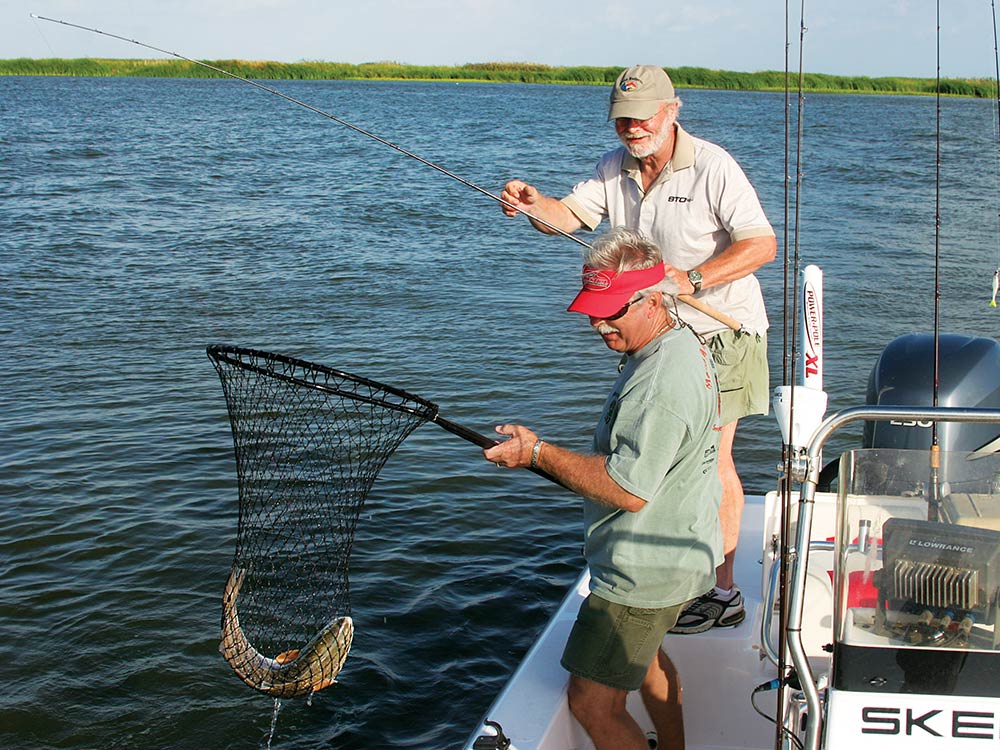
[{"x1": 431, "y1": 414, "x2": 565, "y2": 488}]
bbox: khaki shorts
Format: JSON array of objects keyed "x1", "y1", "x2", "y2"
[
  {"x1": 560, "y1": 593, "x2": 688, "y2": 691},
  {"x1": 708, "y1": 330, "x2": 769, "y2": 427}
]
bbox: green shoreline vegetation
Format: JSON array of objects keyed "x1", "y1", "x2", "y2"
[{"x1": 2, "y1": 58, "x2": 997, "y2": 97}]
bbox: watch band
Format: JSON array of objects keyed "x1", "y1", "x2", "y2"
[{"x1": 530, "y1": 439, "x2": 544, "y2": 468}]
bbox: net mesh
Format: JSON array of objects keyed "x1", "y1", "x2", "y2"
[{"x1": 208, "y1": 344, "x2": 438, "y2": 697}]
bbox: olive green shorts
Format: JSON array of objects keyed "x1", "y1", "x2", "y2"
[
  {"x1": 560, "y1": 594, "x2": 688, "y2": 691},
  {"x1": 707, "y1": 330, "x2": 770, "y2": 427}
]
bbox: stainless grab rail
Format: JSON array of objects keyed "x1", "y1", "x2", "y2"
[
  {"x1": 787, "y1": 406, "x2": 1000, "y2": 750},
  {"x1": 761, "y1": 540, "x2": 836, "y2": 667}
]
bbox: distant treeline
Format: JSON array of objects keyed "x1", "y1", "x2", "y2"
[{"x1": 2, "y1": 58, "x2": 997, "y2": 97}]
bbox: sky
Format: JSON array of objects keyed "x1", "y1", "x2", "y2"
[{"x1": 4, "y1": 0, "x2": 1000, "y2": 79}]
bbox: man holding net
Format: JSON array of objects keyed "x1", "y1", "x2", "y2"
[{"x1": 485, "y1": 227, "x2": 722, "y2": 750}]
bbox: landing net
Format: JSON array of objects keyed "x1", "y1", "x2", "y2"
[{"x1": 208, "y1": 344, "x2": 439, "y2": 697}]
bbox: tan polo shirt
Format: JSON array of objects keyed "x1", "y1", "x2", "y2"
[{"x1": 562, "y1": 124, "x2": 774, "y2": 337}]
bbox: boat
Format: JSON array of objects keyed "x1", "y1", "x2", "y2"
[
  {"x1": 464, "y1": 301, "x2": 1000, "y2": 750},
  {"x1": 463, "y1": 18, "x2": 1000, "y2": 749}
]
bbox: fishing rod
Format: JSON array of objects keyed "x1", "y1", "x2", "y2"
[
  {"x1": 772, "y1": 2, "x2": 809, "y2": 748},
  {"x1": 991, "y1": 1, "x2": 1000, "y2": 308},
  {"x1": 31, "y1": 14, "x2": 582, "y2": 245},
  {"x1": 928, "y1": 0, "x2": 943, "y2": 520},
  {"x1": 31, "y1": 13, "x2": 743, "y2": 332}
]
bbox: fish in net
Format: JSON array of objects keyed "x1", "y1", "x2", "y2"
[{"x1": 208, "y1": 344, "x2": 444, "y2": 698}]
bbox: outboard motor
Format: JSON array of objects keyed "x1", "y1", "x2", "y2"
[{"x1": 863, "y1": 333, "x2": 1000, "y2": 454}]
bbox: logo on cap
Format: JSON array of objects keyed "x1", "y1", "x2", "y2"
[
  {"x1": 619, "y1": 77, "x2": 642, "y2": 92},
  {"x1": 582, "y1": 269, "x2": 614, "y2": 290}
]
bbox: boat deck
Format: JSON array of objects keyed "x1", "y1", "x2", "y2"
[{"x1": 465, "y1": 491, "x2": 841, "y2": 750}]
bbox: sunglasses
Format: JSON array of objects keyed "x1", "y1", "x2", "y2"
[{"x1": 605, "y1": 296, "x2": 644, "y2": 321}]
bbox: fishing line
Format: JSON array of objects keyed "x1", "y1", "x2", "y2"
[
  {"x1": 26, "y1": 4, "x2": 56, "y2": 56},
  {"x1": 30, "y1": 13, "x2": 743, "y2": 331}
]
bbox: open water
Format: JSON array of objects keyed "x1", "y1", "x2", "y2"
[{"x1": 1, "y1": 77, "x2": 998, "y2": 749}]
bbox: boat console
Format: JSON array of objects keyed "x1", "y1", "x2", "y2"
[{"x1": 787, "y1": 417, "x2": 1000, "y2": 750}]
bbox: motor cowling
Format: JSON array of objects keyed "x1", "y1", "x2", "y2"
[{"x1": 863, "y1": 333, "x2": 1000, "y2": 452}]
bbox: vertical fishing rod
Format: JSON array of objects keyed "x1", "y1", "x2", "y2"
[
  {"x1": 928, "y1": 0, "x2": 943, "y2": 520},
  {"x1": 776, "y1": 5, "x2": 794, "y2": 750},
  {"x1": 991, "y1": 1, "x2": 1000, "y2": 306},
  {"x1": 774, "y1": 0, "x2": 793, "y2": 750},
  {"x1": 994, "y1": 0, "x2": 1000, "y2": 225},
  {"x1": 773, "y1": 2, "x2": 808, "y2": 748},
  {"x1": 781, "y1": 2, "x2": 793, "y2": 391},
  {"x1": 933, "y1": 0, "x2": 942, "y2": 407},
  {"x1": 777, "y1": 0, "x2": 794, "y2": 541},
  {"x1": 791, "y1": 5, "x2": 808, "y2": 418},
  {"x1": 31, "y1": 13, "x2": 745, "y2": 332},
  {"x1": 777, "y1": 0, "x2": 794, "y2": 501}
]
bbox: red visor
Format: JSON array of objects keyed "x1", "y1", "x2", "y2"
[{"x1": 567, "y1": 262, "x2": 665, "y2": 317}]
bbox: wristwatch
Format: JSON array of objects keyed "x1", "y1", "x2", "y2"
[{"x1": 687, "y1": 269, "x2": 703, "y2": 294}]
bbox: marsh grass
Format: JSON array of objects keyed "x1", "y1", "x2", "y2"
[{"x1": 3, "y1": 58, "x2": 997, "y2": 97}]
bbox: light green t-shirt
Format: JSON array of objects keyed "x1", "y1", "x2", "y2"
[{"x1": 584, "y1": 325, "x2": 723, "y2": 608}]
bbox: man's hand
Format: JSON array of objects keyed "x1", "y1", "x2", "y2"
[
  {"x1": 498, "y1": 180, "x2": 585, "y2": 236},
  {"x1": 499, "y1": 180, "x2": 540, "y2": 217},
  {"x1": 659, "y1": 265, "x2": 688, "y2": 295},
  {"x1": 484, "y1": 424, "x2": 537, "y2": 467}
]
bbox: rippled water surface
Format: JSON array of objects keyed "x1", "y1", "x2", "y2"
[{"x1": 1, "y1": 77, "x2": 998, "y2": 749}]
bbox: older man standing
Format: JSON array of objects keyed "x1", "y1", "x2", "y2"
[
  {"x1": 485, "y1": 227, "x2": 722, "y2": 749},
  {"x1": 500, "y1": 65, "x2": 775, "y2": 633}
]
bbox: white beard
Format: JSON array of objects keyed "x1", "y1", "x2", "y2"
[{"x1": 621, "y1": 116, "x2": 673, "y2": 159}]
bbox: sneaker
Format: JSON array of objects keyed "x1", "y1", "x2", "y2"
[{"x1": 669, "y1": 586, "x2": 746, "y2": 634}]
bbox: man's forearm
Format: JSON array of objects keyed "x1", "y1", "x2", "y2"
[
  {"x1": 524, "y1": 196, "x2": 585, "y2": 236},
  {"x1": 695, "y1": 235, "x2": 777, "y2": 289},
  {"x1": 534, "y1": 441, "x2": 646, "y2": 512}
]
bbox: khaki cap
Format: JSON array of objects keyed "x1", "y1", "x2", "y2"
[{"x1": 608, "y1": 65, "x2": 677, "y2": 121}]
